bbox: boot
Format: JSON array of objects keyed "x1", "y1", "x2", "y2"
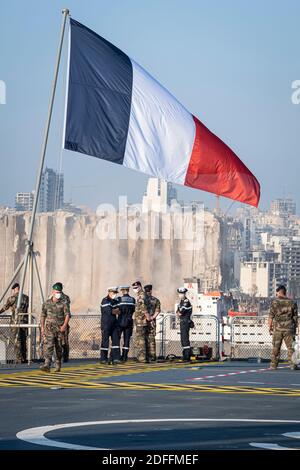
[
  {"x1": 40, "y1": 360, "x2": 51, "y2": 373},
  {"x1": 63, "y1": 345, "x2": 69, "y2": 363},
  {"x1": 121, "y1": 350, "x2": 129, "y2": 362},
  {"x1": 55, "y1": 360, "x2": 62, "y2": 372},
  {"x1": 100, "y1": 352, "x2": 108, "y2": 364},
  {"x1": 183, "y1": 348, "x2": 191, "y2": 362}
]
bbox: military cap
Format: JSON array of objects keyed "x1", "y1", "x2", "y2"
[
  {"x1": 52, "y1": 282, "x2": 63, "y2": 292},
  {"x1": 12, "y1": 283, "x2": 20, "y2": 290},
  {"x1": 108, "y1": 286, "x2": 119, "y2": 293},
  {"x1": 132, "y1": 281, "x2": 142, "y2": 287},
  {"x1": 119, "y1": 285, "x2": 130, "y2": 290},
  {"x1": 177, "y1": 287, "x2": 188, "y2": 294},
  {"x1": 144, "y1": 284, "x2": 153, "y2": 291}
]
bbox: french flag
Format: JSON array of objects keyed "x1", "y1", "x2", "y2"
[{"x1": 63, "y1": 19, "x2": 260, "y2": 207}]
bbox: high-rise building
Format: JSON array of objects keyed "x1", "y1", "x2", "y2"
[
  {"x1": 38, "y1": 167, "x2": 64, "y2": 212},
  {"x1": 15, "y1": 192, "x2": 34, "y2": 211},
  {"x1": 270, "y1": 198, "x2": 296, "y2": 216},
  {"x1": 142, "y1": 178, "x2": 178, "y2": 213},
  {"x1": 240, "y1": 260, "x2": 288, "y2": 298},
  {"x1": 281, "y1": 239, "x2": 300, "y2": 283}
]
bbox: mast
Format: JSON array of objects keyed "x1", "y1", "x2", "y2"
[{"x1": 16, "y1": 9, "x2": 70, "y2": 311}]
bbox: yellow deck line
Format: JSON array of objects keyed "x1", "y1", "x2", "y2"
[
  {"x1": 0, "y1": 361, "x2": 216, "y2": 380},
  {"x1": 0, "y1": 377, "x2": 299, "y2": 396}
]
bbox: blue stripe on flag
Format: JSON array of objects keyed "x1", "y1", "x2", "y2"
[{"x1": 64, "y1": 19, "x2": 133, "y2": 164}]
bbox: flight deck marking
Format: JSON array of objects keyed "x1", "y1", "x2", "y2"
[
  {"x1": 0, "y1": 362, "x2": 297, "y2": 395},
  {"x1": 17, "y1": 419, "x2": 300, "y2": 450},
  {"x1": 0, "y1": 361, "x2": 217, "y2": 387},
  {"x1": 188, "y1": 365, "x2": 289, "y2": 382},
  {"x1": 1, "y1": 378, "x2": 300, "y2": 395}
]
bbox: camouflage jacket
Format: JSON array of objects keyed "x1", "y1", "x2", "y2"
[
  {"x1": 145, "y1": 294, "x2": 161, "y2": 319},
  {"x1": 269, "y1": 298, "x2": 298, "y2": 332},
  {"x1": 0, "y1": 293, "x2": 29, "y2": 322},
  {"x1": 47, "y1": 292, "x2": 71, "y2": 317},
  {"x1": 134, "y1": 290, "x2": 149, "y2": 327},
  {"x1": 61, "y1": 292, "x2": 71, "y2": 306},
  {"x1": 41, "y1": 297, "x2": 70, "y2": 326}
]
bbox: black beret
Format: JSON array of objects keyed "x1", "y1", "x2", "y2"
[
  {"x1": 132, "y1": 281, "x2": 142, "y2": 287},
  {"x1": 276, "y1": 285, "x2": 286, "y2": 293}
]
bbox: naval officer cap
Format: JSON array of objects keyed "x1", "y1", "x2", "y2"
[
  {"x1": 177, "y1": 287, "x2": 188, "y2": 294},
  {"x1": 119, "y1": 285, "x2": 130, "y2": 290},
  {"x1": 107, "y1": 286, "x2": 119, "y2": 293}
]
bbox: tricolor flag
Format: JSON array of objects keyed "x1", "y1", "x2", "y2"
[{"x1": 63, "y1": 19, "x2": 260, "y2": 207}]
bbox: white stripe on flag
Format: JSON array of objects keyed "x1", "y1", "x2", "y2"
[{"x1": 123, "y1": 59, "x2": 195, "y2": 184}]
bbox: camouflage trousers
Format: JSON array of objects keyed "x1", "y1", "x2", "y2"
[
  {"x1": 146, "y1": 320, "x2": 156, "y2": 360},
  {"x1": 135, "y1": 323, "x2": 156, "y2": 362},
  {"x1": 62, "y1": 324, "x2": 70, "y2": 362},
  {"x1": 271, "y1": 330, "x2": 295, "y2": 367},
  {"x1": 43, "y1": 322, "x2": 63, "y2": 363},
  {"x1": 134, "y1": 325, "x2": 149, "y2": 362},
  {"x1": 10, "y1": 326, "x2": 27, "y2": 363}
]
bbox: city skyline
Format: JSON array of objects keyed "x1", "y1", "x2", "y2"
[
  {"x1": 1, "y1": 175, "x2": 299, "y2": 301},
  {"x1": 1, "y1": 0, "x2": 300, "y2": 213},
  {"x1": 7, "y1": 169, "x2": 300, "y2": 216}
]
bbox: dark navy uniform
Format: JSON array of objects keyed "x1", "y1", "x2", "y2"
[
  {"x1": 116, "y1": 293, "x2": 135, "y2": 361},
  {"x1": 177, "y1": 292, "x2": 192, "y2": 361},
  {"x1": 100, "y1": 296, "x2": 121, "y2": 362}
]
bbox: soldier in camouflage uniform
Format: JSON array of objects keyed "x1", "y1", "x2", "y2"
[
  {"x1": 144, "y1": 284, "x2": 161, "y2": 362},
  {"x1": 0, "y1": 283, "x2": 29, "y2": 363},
  {"x1": 40, "y1": 283, "x2": 71, "y2": 372},
  {"x1": 46, "y1": 282, "x2": 71, "y2": 363},
  {"x1": 132, "y1": 281, "x2": 152, "y2": 363},
  {"x1": 269, "y1": 285, "x2": 298, "y2": 370},
  {"x1": 54, "y1": 283, "x2": 71, "y2": 362}
]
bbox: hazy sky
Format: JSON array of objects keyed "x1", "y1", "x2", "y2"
[{"x1": 1, "y1": 0, "x2": 299, "y2": 213}]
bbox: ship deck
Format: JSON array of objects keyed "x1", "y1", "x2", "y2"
[{"x1": 0, "y1": 359, "x2": 300, "y2": 450}]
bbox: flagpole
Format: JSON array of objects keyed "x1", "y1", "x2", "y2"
[{"x1": 16, "y1": 8, "x2": 70, "y2": 314}]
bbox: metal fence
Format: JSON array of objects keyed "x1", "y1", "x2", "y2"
[
  {"x1": 69, "y1": 313, "x2": 220, "y2": 360},
  {"x1": 0, "y1": 313, "x2": 220, "y2": 363},
  {"x1": 69, "y1": 314, "x2": 101, "y2": 359},
  {"x1": 0, "y1": 315, "x2": 39, "y2": 364},
  {"x1": 157, "y1": 314, "x2": 220, "y2": 360},
  {"x1": 230, "y1": 315, "x2": 299, "y2": 360},
  {"x1": 69, "y1": 314, "x2": 140, "y2": 359},
  {"x1": 1, "y1": 312, "x2": 299, "y2": 364}
]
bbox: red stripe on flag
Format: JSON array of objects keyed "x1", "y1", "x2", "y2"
[{"x1": 184, "y1": 116, "x2": 260, "y2": 207}]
